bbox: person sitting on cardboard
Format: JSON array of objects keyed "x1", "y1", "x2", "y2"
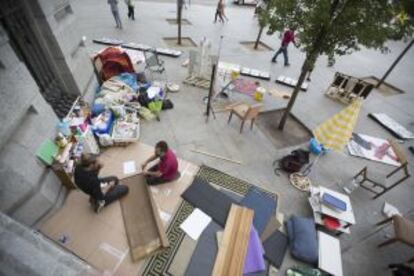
[
  {"x1": 74, "y1": 154, "x2": 129, "y2": 213},
  {"x1": 141, "y1": 141, "x2": 180, "y2": 185}
]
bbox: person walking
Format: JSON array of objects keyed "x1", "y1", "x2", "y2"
[
  {"x1": 125, "y1": 0, "x2": 135, "y2": 20},
  {"x1": 108, "y1": 0, "x2": 123, "y2": 29},
  {"x1": 214, "y1": 0, "x2": 228, "y2": 23},
  {"x1": 271, "y1": 28, "x2": 297, "y2": 66}
]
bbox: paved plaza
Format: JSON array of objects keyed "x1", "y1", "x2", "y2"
[{"x1": 72, "y1": 0, "x2": 414, "y2": 274}]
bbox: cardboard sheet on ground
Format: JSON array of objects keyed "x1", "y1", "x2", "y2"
[
  {"x1": 347, "y1": 133, "x2": 401, "y2": 167},
  {"x1": 180, "y1": 208, "x2": 212, "y2": 240},
  {"x1": 39, "y1": 142, "x2": 198, "y2": 274}
]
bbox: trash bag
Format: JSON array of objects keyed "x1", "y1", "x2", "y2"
[
  {"x1": 137, "y1": 92, "x2": 151, "y2": 107},
  {"x1": 148, "y1": 100, "x2": 163, "y2": 115},
  {"x1": 162, "y1": 99, "x2": 174, "y2": 110},
  {"x1": 274, "y1": 149, "x2": 310, "y2": 175}
]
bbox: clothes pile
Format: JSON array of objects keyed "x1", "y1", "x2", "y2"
[{"x1": 90, "y1": 47, "x2": 174, "y2": 146}]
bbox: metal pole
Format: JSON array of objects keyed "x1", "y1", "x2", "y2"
[
  {"x1": 206, "y1": 64, "x2": 217, "y2": 123},
  {"x1": 376, "y1": 38, "x2": 414, "y2": 88},
  {"x1": 177, "y1": 0, "x2": 182, "y2": 45}
]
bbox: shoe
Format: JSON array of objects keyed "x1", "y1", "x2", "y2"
[
  {"x1": 271, "y1": 59, "x2": 277, "y2": 63},
  {"x1": 94, "y1": 200, "x2": 105, "y2": 214},
  {"x1": 89, "y1": 197, "x2": 95, "y2": 205},
  {"x1": 284, "y1": 63, "x2": 290, "y2": 67}
]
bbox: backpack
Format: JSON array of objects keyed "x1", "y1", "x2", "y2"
[{"x1": 274, "y1": 149, "x2": 310, "y2": 175}]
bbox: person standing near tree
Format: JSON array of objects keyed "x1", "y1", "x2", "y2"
[
  {"x1": 271, "y1": 27, "x2": 297, "y2": 66},
  {"x1": 125, "y1": 0, "x2": 135, "y2": 20},
  {"x1": 108, "y1": 0, "x2": 123, "y2": 29}
]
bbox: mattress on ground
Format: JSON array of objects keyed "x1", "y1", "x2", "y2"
[
  {"x1": 262, "y1": 230, "x2": 288, "y2": 269},
  {"x1": 181, "y1": 177, "x2": 238, "y2": 227},
  {"x1": 241, "y1": 187, "x2": 277, "y2": 235}
]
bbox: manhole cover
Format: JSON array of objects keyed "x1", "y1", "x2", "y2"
[
  {"x1": 163, "y1": 37, "x2": 197, "y2": 47},
  {"x1": 166, "y1": 18, "x2": 192, "y2": 25},
  {"x1": 256, "y1": 109, "x2": 312, "y2": 149},
  {"x1": 240, "y1": 41, "x2": 273, "y2": 51}
]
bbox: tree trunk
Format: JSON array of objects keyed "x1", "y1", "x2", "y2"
[
  {"x1": 177, "y1": 0, "x2": 182, "y2": 45},
  {"x1": 278, "y1": 63, "x2": 309, "y2": 130},
  {"x1": 376, "y1": 38, "x2": 414, "y2": 88},
  {"x1": 278, "y1": 0, "x2": 341, "y2": 131},
  {"x1": 254, "y1": 26, "x2": 264, "y2": 50}
]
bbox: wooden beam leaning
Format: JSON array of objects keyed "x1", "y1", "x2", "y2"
[
  {"x1": 190, "y1": 149, "x2": 243, "y2": 165},
  {"x1": 212, "y1": 204, "x2": 254, "y2": 276}
]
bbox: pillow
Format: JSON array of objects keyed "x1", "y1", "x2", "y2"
[{"x1": 286, "y1": 216, "x2": 318, "y2": 265}]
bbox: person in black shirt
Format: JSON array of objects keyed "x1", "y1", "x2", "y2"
[{"x1": 74, "y1": 154, "x2": 129, "y2": 213}]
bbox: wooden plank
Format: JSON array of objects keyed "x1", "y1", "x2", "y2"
[
  {"x1": 191, "y1": 149, "x2": 243, "y2": 165},
  {"x1": 212, "y1": 204, "x2": 254, "y2": 276},
  {"x1": 120, "y1": 174, "x2": 169, "y2": 262}
]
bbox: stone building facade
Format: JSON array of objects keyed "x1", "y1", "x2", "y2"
[{"x1": 0, "y1": 0, "x2": 94, "y2": 226}]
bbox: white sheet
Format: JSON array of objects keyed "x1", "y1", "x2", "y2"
[
  {"x1": 179, "y1": 208, "x2": 212, "y2": 241},
  {"x1": 347, "y1": 133, "x2": 401, "y2": 167},
  {"x1": 318, "y1": 231, "x2": 343, "y2": 276},
  {"x1": 123, "y1": 160, "x2": 136, "y2": 175}
]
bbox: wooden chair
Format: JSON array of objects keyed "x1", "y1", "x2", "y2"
[
  {"x1": 352, "y1": 140, "x2": 410, "y2": 199},
  {"x1": 376, "y1": 215, "x2": 414, "y2": 248},
  {"x1": 227, "y1": 103, "x2": 263, "y2": 133}
]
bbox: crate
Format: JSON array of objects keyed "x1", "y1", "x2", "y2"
[{"x1": 111, "y1": 119, "x2": 140, "y2": 146}]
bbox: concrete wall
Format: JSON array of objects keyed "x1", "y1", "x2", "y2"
[
  {"x1": 22, "y1": 0, "x2": 94, "y2": 96},
  {"x1": 0, "y1": 0, "x2": 96, "y2": 226},
  {"x1": 0, "y1": 24, "x2": 66, "y2": 226}
]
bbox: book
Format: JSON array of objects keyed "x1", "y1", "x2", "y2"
[{"x1": 322, "y1": 193, "x2": 347, "y2": 212}]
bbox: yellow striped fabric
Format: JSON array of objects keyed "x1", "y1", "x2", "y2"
[{"x1": 313, "y1": 99, "x2": 362, "y2": 152}]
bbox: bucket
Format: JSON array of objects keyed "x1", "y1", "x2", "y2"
[{"x1": 254, "y1": 87, "x2": 265, "y2": 102}]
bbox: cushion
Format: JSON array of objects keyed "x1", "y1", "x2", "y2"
[{"x1": 286, "y1": 216, "x2": 318, "y2": 265}]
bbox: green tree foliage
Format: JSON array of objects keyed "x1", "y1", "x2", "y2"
[{"x1": 266, "y1": 0, "x2": 413, "y2": 130}]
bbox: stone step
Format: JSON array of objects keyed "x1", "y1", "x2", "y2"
[{"x1": 0, "y1": 213, "x2": 97, "y2": 276}]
